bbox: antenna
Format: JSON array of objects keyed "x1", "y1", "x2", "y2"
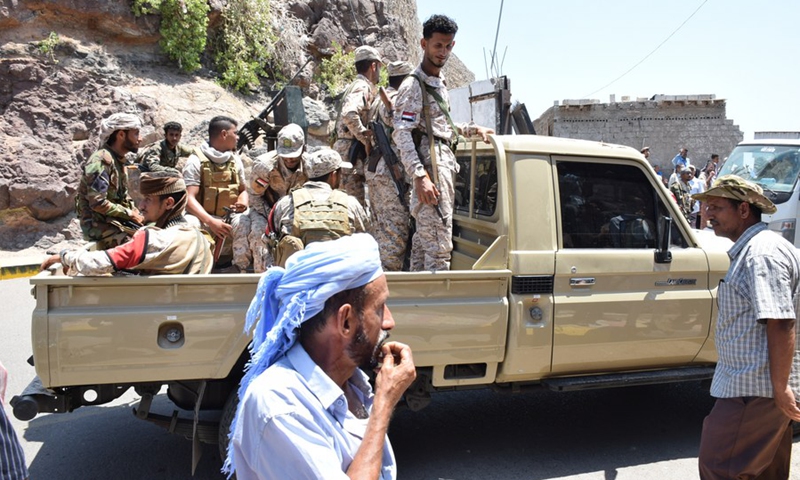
[{"x1": 488, "y1": 0, "x2": 505, "y2": 77}]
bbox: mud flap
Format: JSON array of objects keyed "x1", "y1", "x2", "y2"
[{"x1": 192, "y1": 381, "x2": 207, "y2": 476}]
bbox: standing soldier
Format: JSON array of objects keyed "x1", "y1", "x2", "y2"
[
  {"x1": 333, "y1": 45, "x2": 383, "y2": 207},
  {"x1": 671, "y1": 168, "x2": 694, "y2": 222},
  {"x1": 76, "y1": 112, "x2": 145, "y2": 249},
  {"x1": 367, "y1": 60, "x2": 414, "y2": 271},
  {"x1": 137, "y1": 121, "x2": 193, "y2": 174},
  {"x1": 234, "y1": 123, "x2": 308, "y2": 273},
  {"x1": 392, "y1": 14, "x2": 494, "y2": 271}
]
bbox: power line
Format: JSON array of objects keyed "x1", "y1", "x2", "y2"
[{"x1": 582, "y1": 0, "x2": 708, "y2": 98}]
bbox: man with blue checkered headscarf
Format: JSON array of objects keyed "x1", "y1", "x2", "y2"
[{"x1": 224, "y1": 233, "x2": 416, "y2": 480}]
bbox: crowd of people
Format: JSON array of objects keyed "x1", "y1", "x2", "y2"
[{"x1": 645, "y1": 146, "x2": 723, "y2": 230}]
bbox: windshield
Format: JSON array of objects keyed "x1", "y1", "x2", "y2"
[{"x1": 719, "y1": 145, "x2": 800, "y2": 193}]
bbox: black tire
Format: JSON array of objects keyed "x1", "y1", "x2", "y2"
[{"x1": 218, "y1": 389, "x2": 240, "y2": 478}]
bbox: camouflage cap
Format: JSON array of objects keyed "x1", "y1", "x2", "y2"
[
  {"x1": 692, "y1": 174, "x2": 777, "y2": 214},
  {"x1": 354, "y1": 45, "x2": 383, "y2": 63},
  {"x1": 387, "y1": 60, "x2": 414, "y2": 77},
  {"x1": 305, "y1": 148, "x2": 353, "y2": 178},
  {"x1": 277, "y1": 123, "x2": 305, "y2": 157}
]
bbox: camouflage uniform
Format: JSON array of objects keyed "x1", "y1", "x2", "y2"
[
  {"x1": 392, "y1": 65, "x2": 480, "y2": 271},
  {"x1": 272, "y1": 148, "x2": 368, "y2": 238},
  {"x1": 366, "y1": 85, "x2": 411, "y2": 271},
  {"x1": 76, "y1": 147, "x2": 138, "y2": 249},
  {"x1": 333, "y1": 74, "x2": 376, "y2": 207},
  {"x1": 233, "y1": 124, "x2": 309, "y2": 272},
  {"x1": 271, "y1": 181, "x2": 369, "y2": 238},
  {"x1": 137, "y1": 140, "x2": 193, "y2": 174},
  {"x1": 670, "y1": 178, "x2": 694, "y2": 221}
]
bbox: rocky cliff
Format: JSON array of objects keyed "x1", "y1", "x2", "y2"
[{"x1": 0, "y1": 0, "x2": 474, "y2": 254}]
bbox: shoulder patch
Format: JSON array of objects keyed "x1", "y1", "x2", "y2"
[{"x1": 401, "y1": 111, "x2": 417, "y2": 122}]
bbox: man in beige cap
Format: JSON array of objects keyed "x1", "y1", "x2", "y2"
[
  {"x1": 332, "y1": 45, "x2": 384, "y2": 207},
  {"x1": 367, "y1": 60, "x2": 414, "y2": 270},
  {"x1": 233, "y1": 123, "x2": 308, "y2": 272},
  {"x1": 695, "y1": 175, "x2": 800, "y2": 480},
  {"x1": 76, "y1": 112, "x2": 146, "y2": 249},
  {"x1": 270, "y1": 148, "x2": 369, "y2": 266}
]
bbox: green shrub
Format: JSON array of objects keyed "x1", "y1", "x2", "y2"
[
  {"x1": 37, "y1": 32, "x2": 60, "y2": 63},
  {"x1": 316, "y1": 42, "x2": 355, "y2": 96},
  {"x1": 131, "y1": 0, "x2": 209, "y2": 72},
  {"x1": 214, "y1": 0, "x2": 276, "y2": 92}
]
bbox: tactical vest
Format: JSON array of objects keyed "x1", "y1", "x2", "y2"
[
  {"x1": 195, "y1": 148, "x2": 240, "y2": 217},
  {"x1": 290, "y1": 188, "x2": 352, "y2": 245}
]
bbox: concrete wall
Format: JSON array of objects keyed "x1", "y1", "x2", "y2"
[{"x1": 534, "y1": 95, "x2": 744, "y2": 173}]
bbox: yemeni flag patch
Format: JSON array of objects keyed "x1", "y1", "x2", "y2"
[{"x1": 401, "y1": 111, "x2": 417, "y2": 122}]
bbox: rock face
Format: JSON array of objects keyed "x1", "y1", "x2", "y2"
[{"x1": 0, "y1": 0, "x2": 474, "y2": 253}]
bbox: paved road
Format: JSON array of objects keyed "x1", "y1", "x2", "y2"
[{"x1": 3, "y1": 276, "x2": 800, "y2": 479}]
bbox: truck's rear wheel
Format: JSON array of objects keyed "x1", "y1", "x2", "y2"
[{"x1": 219, "y1": 390, "x2": 240, "y2": 476}]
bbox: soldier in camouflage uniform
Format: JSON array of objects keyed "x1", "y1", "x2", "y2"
[
  {"x1": 76, "y1": 112, "x2": 146, "y2": 249},
  {"x1": 392, "y1": 15, "x2": 494, "y2": 271},
  {"x1": 270, "y1": 148, "x2": 369, "y2": 249},
  {"x1": 136, "y1": 121, "x2": 193, "y2": 174},
  {"x1": 233, "y1": 124, "x2": 308, "y2": 272},
  {"x1": 183, "y1": 116, "x2": 248, "y2": 269},
  {"x1": 671, "y1": 168, "x2": 695, "y2": 222},
  {"x1": 366, "y1": 60, "x2": 414, "y2": 271},
  {"x1": 333, "y1": 45, "x2": 383, "y2": 208}
]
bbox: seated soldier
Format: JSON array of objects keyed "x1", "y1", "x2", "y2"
[
  {"x1": 270, "y1": 148, "x2": 370, "y2": 267},
  {"x1": 232, "y1": 123, "x2": 308, "y2": 273},
  {"x1": 41, "y1": 171, "x2": 213, "y2": 275},
  {"x1": 137, "y1": 121, "x2": 193, "y2": 174}
]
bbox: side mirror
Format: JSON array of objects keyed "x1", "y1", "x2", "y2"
[{"x1": 655, "y1": 216, "x2": 673, "y2": 264}]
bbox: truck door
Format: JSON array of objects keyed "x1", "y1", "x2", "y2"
[{"x1": 552, "y1": 158, "x2": 713, "y2": 373}]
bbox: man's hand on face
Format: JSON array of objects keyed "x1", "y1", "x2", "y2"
[
  {"x1": 209, "y1": 217, "x2": 233, "y2": 238},
  {"x1": 374, "y1": 341, "x2": 416, "y2": 406}
]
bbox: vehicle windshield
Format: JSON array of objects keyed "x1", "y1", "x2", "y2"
[{"x1": 719, "y1": 145, "x2": 800, "y2": 193}]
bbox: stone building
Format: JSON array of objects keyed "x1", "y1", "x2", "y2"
[{"x1": 534, "y1": 94, "x2": 743, "y2": 173}]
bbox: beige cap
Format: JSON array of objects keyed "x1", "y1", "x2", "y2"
[
  {"x1": 277, "y1": 123, "x2": 305, "y2": 157},
  {"x1": 692, "y1": 174, "x2": 777, "y2": 214},
  {"x1": 305, "y1": 148, "x2": 353, "y2": 178},
  {"x1": 354, "y1": 45, "x2": 382, "y2": 63},
  {"x1": 387, "y1": 60, "x2": 414, "y2": 77}
]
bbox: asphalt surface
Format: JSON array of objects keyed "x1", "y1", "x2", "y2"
[{"x1": 3, "y1": 276, "x2": 800, "y2": 479}]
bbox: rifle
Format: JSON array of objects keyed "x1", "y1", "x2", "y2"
[
  {"x1": 212, "y1": 206, "x2": 234, "y2": 264},
  {"x1": 237, "y1": 58, "x2": 313, "y2": 150},
  {"x1": 368, "y1": 120, "x2": 408, "y2": 207},
  {"x1": 418, "y1": 87, "x2": 447, "y2": 226}
]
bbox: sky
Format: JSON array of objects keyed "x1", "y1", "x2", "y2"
[{"x1": 416, "y1": 0, "x2": 799, "y2": 140}]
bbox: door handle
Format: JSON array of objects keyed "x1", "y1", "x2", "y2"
[{"x1": 570, "y1": 277, "x2": 595, "y2": 286}]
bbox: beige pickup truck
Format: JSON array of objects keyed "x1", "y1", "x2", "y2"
[{"x1": 12, "y1": 134, "x2": 730, "y2": 455}]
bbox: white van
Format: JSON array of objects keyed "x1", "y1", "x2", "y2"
[{"x1": 718, "y1": 139, "x2": 800, "y2": 246}]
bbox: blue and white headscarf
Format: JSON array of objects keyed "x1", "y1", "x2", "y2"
[{"x1": 223, "y1": 233, "x2": 383, "y2": 476}]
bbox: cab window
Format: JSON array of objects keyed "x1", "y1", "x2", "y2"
[
  {"x1": 455, "y1": 154, "x2": 498, "y2": 217},
  {"x1": 557, "y1": 161, "x2": 687, "y2": 249}
]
